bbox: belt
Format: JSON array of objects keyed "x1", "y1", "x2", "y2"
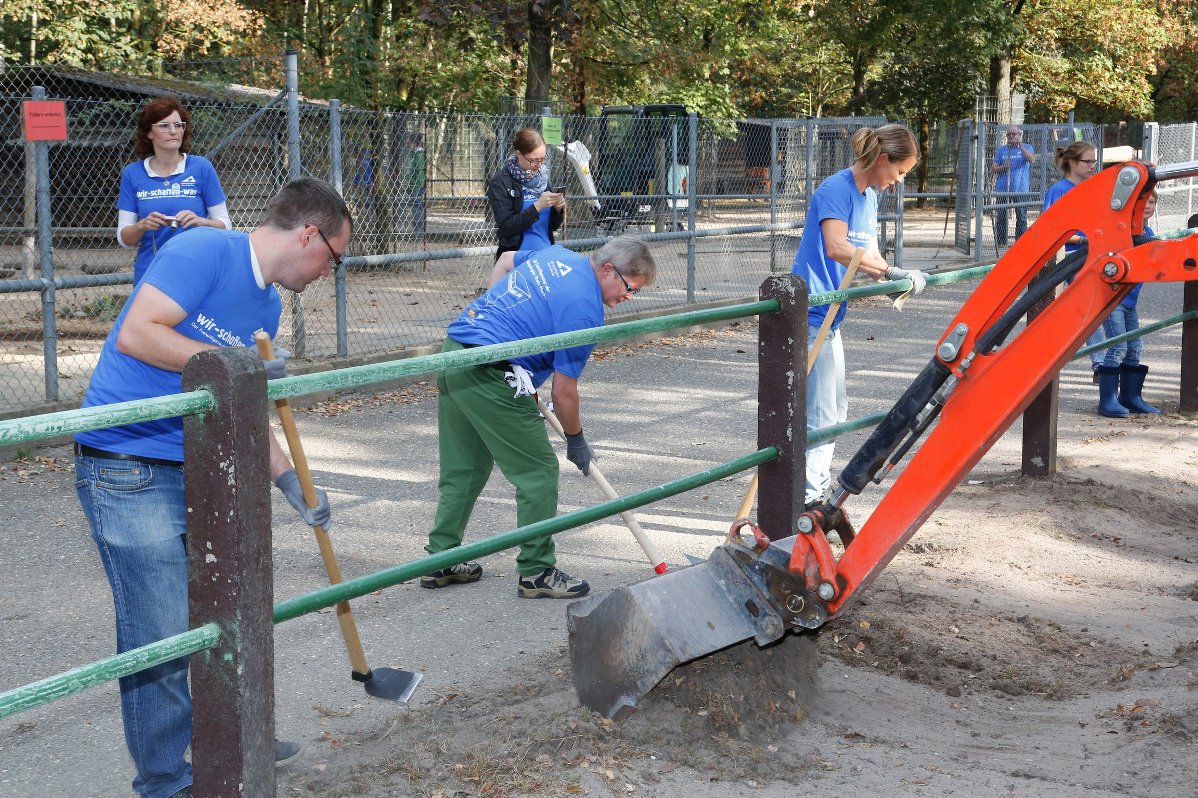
[
  {"x1": 74, "y1": 442, "x2": 183, "y2": 468},
  {"x1": 456, "y1": 340, "x2": 512, "y2": 371}
]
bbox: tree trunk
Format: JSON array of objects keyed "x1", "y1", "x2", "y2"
[
  {"x1": 525, "y1": 1, "x2": 556, "y2": 108},
  {"x1": 990, "y1": 51, "x2": 1012, "y2": 121}
]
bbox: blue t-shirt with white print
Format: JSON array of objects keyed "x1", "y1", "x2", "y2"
[
  {"x1": 447, "y1": 245, "x2": 603, "y2": 387},
  {"x1": 118, "y1": 154, "x2": 227, "y2": 282},
  {"x1": 76, "y1": 228, "x2": 281, "y2": 461},
  {"x1": 791, "y1": 168, "x2": 877, "y2": 331}
]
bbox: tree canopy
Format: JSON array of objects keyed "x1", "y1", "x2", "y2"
[{"x1": 1, "y1": 0, "x2": 1194, "y2": 121}]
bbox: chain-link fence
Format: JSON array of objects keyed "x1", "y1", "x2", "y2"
[
  {"x1": 2, "y1": 56, "x2": 1154, "y2": 418},
  {"x1": 953, "y1": 119, "x2": 1103, "y2": 260},
  {"x1": 1144, "y1": 122, "x2": 1198, "y2": 231}
]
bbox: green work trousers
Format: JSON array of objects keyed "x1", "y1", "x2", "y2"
[{"x1": 426, "y1": 340, "x2": 559, "y2": 576}]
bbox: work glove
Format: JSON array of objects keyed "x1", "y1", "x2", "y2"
[
  {"x1": 564, "y1": 430, "x2": 594, "y2": 476},
  {"x1": 273, "y1": 468, "x2": 332, "y2": 529},
  {"x1": 885, "y1": 266, "x2": 927, "y2": 311},
  {"x1": 261, "y1": 345, "x2": 292, "y2": 380},
  {"x1": 503, "y1": 364, "x2": 536, "y2": 397}
]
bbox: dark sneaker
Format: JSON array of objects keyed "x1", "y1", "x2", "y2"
[
  {"x1": 167, "y1": 788, "x2": 192, "y2": 798},
  {"x1": 275, "y1": 738, "x2": 302, "y2": 768},
  {"x1": 420, "y1": 561, "x2": 482, "y2": 589},
  {"x1": 517, "y1": 567, "x2": 590, "y2": 599}
]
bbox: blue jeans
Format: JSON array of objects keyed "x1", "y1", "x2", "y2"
[
  {"x1": 994, "y1": 202, "x2": 1027, "y2": 246},
  {"x1": 805, "y1": 326, "x2": 847, "y2": 505},
  {"x1": 75, "y1": 454, "x2": 191, "y2": 798},
  {"x1": 1101, "y1": 305, "x2": 1142, "y2": 367}
]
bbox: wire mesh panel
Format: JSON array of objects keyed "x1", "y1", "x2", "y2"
[
  {"x1": 6, "y1": 60, "x2": 1124, "y2": 418},
  {"x1": 1151, "y1": 123, "x2": 1198, "y2": 231},
  {"x1": 959, "y1": 120, "x2": 1102, "y2": 261}
]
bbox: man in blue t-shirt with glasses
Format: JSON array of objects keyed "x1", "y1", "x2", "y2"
[
  {"x1": 74, "y1": 177, "x2": 351, "y2": 798},
  {"x1": 992, "y1": 125, "x2": 1039, "y2": 247},
  {"x1": 421, "y1": 237, "x2": 656, "y2": 600}
]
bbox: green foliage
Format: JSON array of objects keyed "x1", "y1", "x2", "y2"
[{"x1": 2, "y1": 0, "x2": 1195, "y2": 122}]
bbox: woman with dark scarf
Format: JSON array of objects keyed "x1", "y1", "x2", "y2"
[{"x1": 486, "y1": 128, "x2": 565, "y2": 261}]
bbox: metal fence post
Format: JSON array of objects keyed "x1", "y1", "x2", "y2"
[
  {"x1": 329, "y1": 99, "x2": 349, "y2": 358},
  {"x1": 686, "y1": 111, "x2": 698, "y2": 302},
  {"x1": 285, "y1": 48, "x2": 307, "y2": 357},
  {"x1": 973, "y1": 119, "x2": 987, "y2": 263},
  {"x1": 32, "y1": 86, "x2": 58, "y2": 402},
  {"x1": 1182, "y1": 281, "x2": 1198, "y2": 416},
  {"x1": 804, "y1": 118, "x2": 815, "y2": 213},
  {"x1": 757, "y1": 274, "x2": 806, "y2": 540},
  {"x1": 182, "y1": 347, "x2": 275, "y2": 797},
  {"x1": 1141, "y1": 122, "x2": 1157, "y2": 165},
  {"x1": 769, "y1": 120, "x2": 779, "y2": 273}
]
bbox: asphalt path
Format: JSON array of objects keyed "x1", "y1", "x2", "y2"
[{"x1": 0, "y1": 247, "x2": 1189, "y2": 797}]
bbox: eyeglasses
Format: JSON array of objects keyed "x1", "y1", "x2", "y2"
[
  {"x1": 316, "y1": 229, "x2": 343, "y2": 268},
  {"x1": 1006, "y1": 132, "x2": 1020, "y2": 137},
  {"x1": 1077, "y1": 158, "x2": 1098, "y2": 165},
  {"x1": 152, "y1": 121, "x2": 188, "y2": 132},
  {"x1": 610, "y1": 264, "x2": 639, "y2": 295},
  {"x1": 520, "y1": 153, "x2": 546, "y2": 166}
]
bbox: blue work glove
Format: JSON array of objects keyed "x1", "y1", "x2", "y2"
[
  {"x1": 261, "y1": 345, "x2": 292, "y2": 380},
  {"x1": 273, "y1": 469, "x2": 332, "y2": 529},
  {"x1": 565, "y1": 430, "x2": 594, "y2": 476}
]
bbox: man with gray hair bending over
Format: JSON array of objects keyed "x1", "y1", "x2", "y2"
[{"x1": 421, "y1": 236, "x2": 656, "y2": 599}]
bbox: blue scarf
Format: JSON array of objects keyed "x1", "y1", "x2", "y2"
[{"x1": 505, "y1": 155, "x2": 547, "y2": 194}]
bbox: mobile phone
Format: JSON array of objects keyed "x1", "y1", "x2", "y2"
[{"x1": 552, "y1": 185, "x2": 567, "y2": 193}]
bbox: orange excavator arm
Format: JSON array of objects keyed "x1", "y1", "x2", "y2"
[
  {"x1": 807, "y1": 160, "x2": 1198, "y2": 616},
  {"x1": 567, "y1": 160, "x2": 1198, "y2": 720}
]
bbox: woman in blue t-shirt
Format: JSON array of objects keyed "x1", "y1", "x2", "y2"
[
  {"x1": 1042, "y1": 141, "x2": 1100, "y2": 379},
  {"x1": 790, "y1": 123, "x2": 925, "y2": 510},
  {"x1": 117, "y1": 98, "x2": 230, "y2": 282},
  {"x1": 486, "y1": 128, "x2": 565, "y2": 261}
]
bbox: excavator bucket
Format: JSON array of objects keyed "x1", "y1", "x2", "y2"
[{"x1": 568, "y1": 534, "x2": 829, "y2": 719}]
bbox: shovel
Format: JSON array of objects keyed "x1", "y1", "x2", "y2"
[{"x1": 256, "y1": 333, "x2": 421, "y2": 702}]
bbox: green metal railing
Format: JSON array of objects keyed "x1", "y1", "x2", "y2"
[{"x1": 3, "y1": 247, "x2": 1195, "y2": 723}]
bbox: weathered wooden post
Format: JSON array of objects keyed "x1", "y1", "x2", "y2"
[
  {"x1": 183, "y1": 347, "x2": 276, "y2": 796},
  {"x1": 757, "y1": 274, "x2": 807, "y2": 540}
]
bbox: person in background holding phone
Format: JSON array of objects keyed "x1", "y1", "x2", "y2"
[
  {"x1": 486, "y1": 128, "x2": 565, "y2": 261},
  {"x1": 118, "y1": 97, "x2": 230, "y2": 283}
]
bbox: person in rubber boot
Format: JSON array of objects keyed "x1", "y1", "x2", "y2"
[{"x1": 1097, "y1": 189, "x2": 1162, "y2": 417}]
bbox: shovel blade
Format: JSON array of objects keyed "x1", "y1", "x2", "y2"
[
  {"x1": 355, "y1": 667, "x2": 423, "y2": 703},
  {"x1": 567, "y1": 545, "x2": 787, "y2": 720}
]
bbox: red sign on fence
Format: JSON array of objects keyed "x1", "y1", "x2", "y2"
[{"x1": 23, "y1": 100, "x2": 68, "y2": 141}]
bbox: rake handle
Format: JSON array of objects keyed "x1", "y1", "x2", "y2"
[
  {"x1": 255, "y1": 332, "x2": 372, "y2": 677},
  {"x1": 536, "y1": 397, "x2": 667, "y2": 575}
]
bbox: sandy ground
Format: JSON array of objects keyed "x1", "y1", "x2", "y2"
[
  {"x1": 1, "y1": 278, "x2": 1195, "y2": 797},
  {"x1": 276, "y1": 416, "x2": 1198, "y2": 798}
]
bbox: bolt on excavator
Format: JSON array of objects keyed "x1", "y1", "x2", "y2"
[{"x1": 567, "y1": 158, "x2": 1198, "y2": 720}]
